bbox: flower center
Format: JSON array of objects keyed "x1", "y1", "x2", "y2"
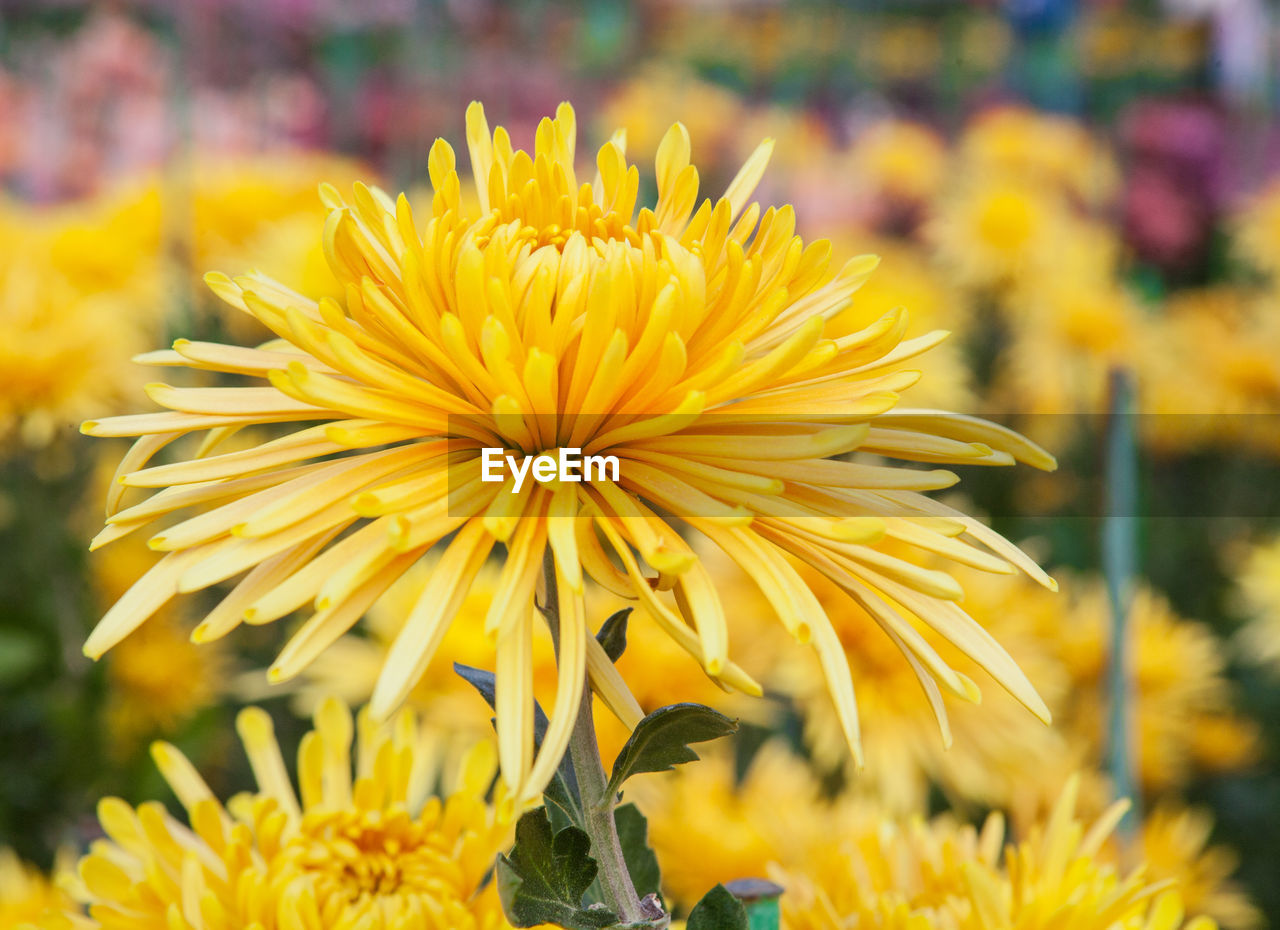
[
  {"x1": 977, "y1": 191, "x2": 1036, "y2": 251},
  {"x1": 290, "y1": 808, "x2": 465, "y2": 908}
]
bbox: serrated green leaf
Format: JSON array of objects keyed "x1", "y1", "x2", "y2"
[
  {"x1": 607, "y1": 703, "x2": 737, "y2": 795},
  {"x1": 614, "y1": 803, "x2": 661, "y2": 900},
  {"x1": 687, "y1": 884, "x2": 749, "y2": 930},
  {"x1": 595, "y1": 608, "x2": 632, "y2": 663},
  {"x1": 453, "y1": 662, "x2": 582, "y2": 825},
  {"x1": 497, "y1": 808, "x2": 618, "y2": 929}
]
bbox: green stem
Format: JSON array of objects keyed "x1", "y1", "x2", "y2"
[
  {"x1": 1103, "y1": 367, "x2": 1139, "y2": 831},
  {"x1": 542, "y1": 555, "x2": 654, "y2": 927}
]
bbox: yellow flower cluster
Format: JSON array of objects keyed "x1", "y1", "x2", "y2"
[
  {"x1": 628, "y1": 741, "x2": 1228, "y2": 930},
  {"x1": 0, "y1": 154, "x2": 362, "y2": 454}
]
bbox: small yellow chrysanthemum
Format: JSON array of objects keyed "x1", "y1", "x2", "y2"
[
  {"x1": 0, "y1": 255, "x2": 149, "y2": 449},
  {"x1": 958, "y1": 106, "x2": 1118, "y2": 204},
  {"x1": 1234, "y1": 178, "x2": 1280, "y2": 283},
  {"x1": 598, "y1": 68, "x2": 745, "y2": 167},
  {"x1": 776, "y1": 777, "x2": 1213, "y2": 930},
  {"x1": 1137, "y1": 289, "x2": 1280, "y2": 455},
  {"x1": 1050, "y1": 582, "x2": 1257, "y2": 791},
  {"x1": 849, "y1": 121, "x2": 949, "y2": 205},
  {"x1": 1231, "y1": 531, "x2": 1280, "y2": 668},
  {"x1": 0, "y1": 848, "x2": 73, "y2": 930},
  {"x1": 994, "y1": 276, "x2": 1145, "y2": 446},
  {"x1": 928, "y1": 178, "x2": 1079, "y2": 291},
  {"x1": 1129, "y1": 804, "x2": 1261, "y2": 930},
  {"x1": 85, "y1": 101, "x2": 1056, "y2": 805},
  {"x1": 48, "y1": 701, "x2": 522, "y2": 930}
]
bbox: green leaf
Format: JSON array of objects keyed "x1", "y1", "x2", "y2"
[
  {"x1": 595, "y1": 607, "x2": 632, "y2": 663},
  {"x1": 687, "y1": 884, "x2": 749, "y2": 930},
  {"x1": 614, "y1": 803, "x2": 661, "y2": 900},
  {"x1": 496, "y1": 807, "x2": 618, "y2": 930},
  {"x1": 607, "y1": 703, "x2": 737, "y2": 795},
  {"x1": 453, "y1": 663, "x2": 582, "y2": 826}
]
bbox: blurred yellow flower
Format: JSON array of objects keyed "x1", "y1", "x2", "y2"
[
  {"x1": 929, "y1": 179, "x2": 1077, "y2": 291},
  {"x1": 36, "y1": 179, "x2": 165, "y2": 303},
  {"x1": 1234, "y1": 179, "x2": 1280, "y2": 282},
  {"x1": 85, "y1": 101, "x2": 1056, "y2": 807},
  {"x1": 1130, "y1": 804, "x2": 1260, "y2": 930},
  {"x1": 0, "y1": 848, "x2": 72, "y2": 930},
  {"x1": 849, "y1": 121, "x2": 949, "y2": 206},
  {"x1": 0, "y1": 253, "x2": 149, "y2": 448},
  {"x1": 1031, "y1": 581, "x2": 1257, "y2": 793},
  {"x1": 1138, "y1": 289, "x2": 1280, "y2": 454},
  {"x1": 599, "y1": 68, "x2": 745, "y2": 167},
  {"x1": 48, "y1": 701, "x2": 522, "y2": 930},
  {"x1": 1231, "y1": 531, "x2": 1280, "y2": 668},
  {"x1": 995, "y1": 277, "x2": 1145, "y2": 441},
  {"x1": 959, "y1": 107, "x2": 1118, "y2": 204}
]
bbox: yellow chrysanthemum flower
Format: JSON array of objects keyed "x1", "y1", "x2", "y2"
[
  {"x1": 958, "y1": 106, "x2": 1118, "y2": 204},
  {"x1": 1137, "y1": 289, "x2": 1280, "y2": 455},
  {"x1": 1234, "y1": 178, "x2": 1280, "y2": 283},
  {"x1": 849, "y1": 121, "x2": 949, "y2": 205},
  {"x1": 46, "y1": 701, "x2": 524, "y2": 930},
  {"x1": 85, "y1": 102, "x2": 1056, "y2": 804},
  {"x1": 626, "y1": 742, "x2": 839, "y2": 911},
  {"x1": 776, "y1": 777, "x2": 1213, "y2": 930},
  {"x1": 928, "y1": 176, "x2": 1089, "y2": 292},
  {"x1": 1231, "y1": 531, "x2": 1280, "y2": 668},
  {"x1": 1042, "y1": 582, "x2": 1257, "y2": 792},
  {"x1": 1130, "y1": 804, "x2": 1260, "y2": 930},
  {"x1": 0, "y1": 848, "x2": 73, "y2": 930}
]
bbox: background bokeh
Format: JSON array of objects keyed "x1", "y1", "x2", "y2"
[{"x1": 3, "y1": 0, "x2": 1280, "y2": 925}]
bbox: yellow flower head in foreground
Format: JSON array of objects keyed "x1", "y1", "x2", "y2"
[
  {"x1": 777, "y1": 777, "x2": 1212, "y2": 930},
  {"x1": 85, "y1": 102, "x2": 1056, "y2": 804},
  {"x1": 50, "y1": 701, "x2": 516, "y2": 930},
  {"x1": 0, "y1": 848, "x2": 73, "y2": 930}
]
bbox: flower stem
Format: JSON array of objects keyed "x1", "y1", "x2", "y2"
[{"x1": 542, "y1": 554, "x2": 653, "y2": 928}]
